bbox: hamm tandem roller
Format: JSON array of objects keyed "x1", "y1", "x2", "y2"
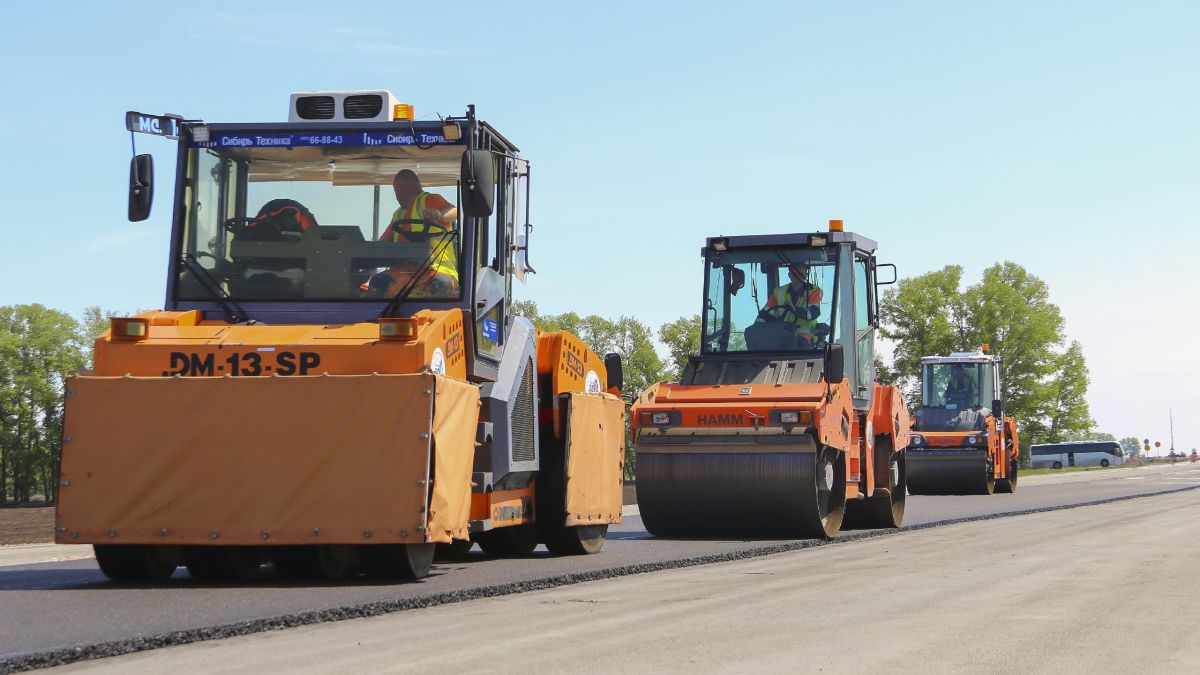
[
  {"x1": 907, "y1": 347, "x2": 1020, "y2": 495},
  {"x1": 55, "y1": 92, "x2": 626, "y2": 583},
  {"x1": 631, "y1": 221, "x2": 911, "y2": 539}
]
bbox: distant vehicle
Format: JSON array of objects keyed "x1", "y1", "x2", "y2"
[{"x1": 1029, "y1": 441, "x2": 1125, "y2": 469}]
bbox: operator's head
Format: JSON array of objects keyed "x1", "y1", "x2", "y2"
[
  {"x1": 787, "y1": 262, "x2": 811, "y2": 288},
  {"x1": 393, "y1": 169, "x2": 422, "y2": 205}
]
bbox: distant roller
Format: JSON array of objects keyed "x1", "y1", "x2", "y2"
[{"x1": 906, "y1": 346, "x2": 1020, "y2": 496}]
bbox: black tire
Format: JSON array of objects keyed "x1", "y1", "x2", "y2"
[
  {"x1": 272, "y1": 545, "x2": 357, "y2": 581},
  {"x1": 544, "y1": 524, "x2": 609, "y2": 555},
  {"x1": 795, "y1": 449, "x2": 846, "y2": 539},
  {"x1": 360, "y1": 543, "x2": 435, "y2": 581},
  {"x1": 844, "y1": 449, "x2": 906, "y2": 529},
  {"x1": 1052, "y1": 461, "x2": 1063, "y2": 469},
  {"x1": 1100, "y1": 459, "x2": 1110, "y2": 468},
  {"x1": 183, "y1": 546, "x2": 264, "y2": 582},
  {"x1": 93, "y1": 545, "x2": 178, "y2": 582},
  {"x1": 475, "y1": 524, "x2": 540, "y2": 557},
  {"x1": 435, "y1": 539, "x2": 474, "y2": 560},
  {"x1": 981, "y1": 458, "x2": 996, "y2": 495},
  {"x1": 996, "y1": 458, "x2": 1019, "y2": 493}
]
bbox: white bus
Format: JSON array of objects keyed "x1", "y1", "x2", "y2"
[{"x1": 1029, "y1": 441, "x2": 1125, "y2": 469}]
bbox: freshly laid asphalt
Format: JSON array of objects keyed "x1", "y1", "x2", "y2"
[{"x1": 2, "y1": 462, "x2": 1198, "y2": 671}]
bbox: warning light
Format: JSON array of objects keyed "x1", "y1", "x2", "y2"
[
  {"x1": 981, "y1": 343, "x2": 991, "y2": 354},
  {"x1": 392, "y1": 103, "x2": 414, "y2": 121},
  {"x1": 110, "y1": 317, "x2": 149, "y2": 341},
  {"x1": 828, "y1": 219, "x2": 844, "y2": 232}
]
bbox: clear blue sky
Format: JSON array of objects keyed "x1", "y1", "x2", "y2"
[{"x1": 1, "y1": 1, "x2": 1197, "y2": 450}]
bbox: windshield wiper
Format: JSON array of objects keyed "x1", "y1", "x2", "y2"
[
  {"x1": 379, "y1": 230, "x2": 460, "y2": 319},
  {"x1": 180, "y1": 253, "x2": 247, "y2": 324}
]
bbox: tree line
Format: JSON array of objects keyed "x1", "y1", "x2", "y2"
[
  {"x1": 877, "y1": 262, "x2": 1096, "y2": 463},
  {"x1": 0, "y1": 305, "x2": 114, "y2": 505}
]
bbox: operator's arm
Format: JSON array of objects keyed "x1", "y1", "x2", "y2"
[{"x1": 421, "y1": 194, "x2": 458, "y2": 225}]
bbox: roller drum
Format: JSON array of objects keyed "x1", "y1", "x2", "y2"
[
  {"x1": 906, "y1": 449, "x2": 994, "y2": 495},
  {"x1": 636, "y1": 450, "x2": 844, "y2": 539}
]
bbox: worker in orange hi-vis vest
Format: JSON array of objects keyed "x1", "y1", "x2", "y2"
[
  {"x1": 365, "y1": 169, "x2": 460, "y2": 297},
  {"x1": 757, "y1": 261, "x2": 826, "y2": 348}
]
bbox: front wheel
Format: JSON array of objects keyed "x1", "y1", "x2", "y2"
[
  {"x1": 94, "y1": 545, "x2": 178, "y2": 582},
  {"x1": 995, "y1": 458, "x2": 1019, "y2": 493},
  {"x1": 544, "y1": 524, "x2": 609, "y2": 555},
  {"x1": 843, "y1": 447, "x2": 905, "y2": 529},
  {"x1": 1100, "y1": 459, "x2": 1110, "y2": 467},
  {"x1": 360, "y1": 543, "x2": 435, "y2": 581},
  {"x1": 795, "y1": 449, "x2": 846, "y2": 539}
]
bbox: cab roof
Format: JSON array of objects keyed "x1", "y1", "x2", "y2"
[{"x1": 703, "y1": 231, "x2": 878, "y2": 255}]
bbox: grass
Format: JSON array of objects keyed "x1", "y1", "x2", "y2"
[{"x1": 1019, "y1": 460, "x2": 1186, "y2": 477}]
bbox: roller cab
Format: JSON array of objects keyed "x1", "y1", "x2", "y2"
[
  {"x1": 56, "y1": 95, "x2": 624, "y2": 584},
  {"x1": 631, "y1": 222, "x2": 911, "y2": 539},
  {"x1": 907, "y1": 349, "x2": 1020, "y2": 495}
]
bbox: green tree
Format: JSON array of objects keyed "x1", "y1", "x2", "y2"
[
  {"x1": 0, "y1": 305, "x2": 88, "y2": 504},
  {"x1": 658, "y1": 314, "x2": 700, "y2": 381},
  {"x1": 1119, "y1": 436, "x2": 1141, "y2": 457},
  {"x1": 878, "y1": 265, "x2": 965, "y2": 403},
  {"x1": 512, "y1": 301, "x2": 668, "y2": 479},
  {"x1": 79, "y1": 306, "x2": 120, "y2": 369},
  {"x1": 879, "y1": 262, "x2": 1093, "y2": 462}
]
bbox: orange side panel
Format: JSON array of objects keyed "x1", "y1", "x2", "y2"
[
  {"x1": 1005, "y1": 417, "x2": 1020, "y2": 460},
  {"x1": 536, "y1": 331, "x2": 609, "y2": 396},
  {"x1": 563, "y1": 392, "x2": 625, "y2": 526},
  {"x1": 816, "y1": 381, "x2": 853, "y2": 452},
  {"x1": 93, "y1": 309, "x2": 468, "y2": 381},
  {"x1": 469, "y1": 486, "x2": 536, "y2": 527},
  {"x1": 426, "y1": 375, "x2": 480, "y2": 543},
  {"x1": 56, "y1": 372, "x2": 478, "y2": 546}
]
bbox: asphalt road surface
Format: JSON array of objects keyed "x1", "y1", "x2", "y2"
[{"x1": 3, "y1": 462, "x2": 1198, "y2": 671}]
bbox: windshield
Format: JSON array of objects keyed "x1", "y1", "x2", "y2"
[
  {"x1": 922, "y1": 362, "x2": 996, "y2": 409},
  {"x1": 176, "y1": 136, "x2": 464, "y2": 302},
  {"x1": 701, "y1": 246, "x2": 837, "y2": 354}
]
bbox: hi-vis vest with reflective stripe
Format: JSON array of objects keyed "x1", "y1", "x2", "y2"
[
  {"x1": 770, "y1": 283, "x2": 822, "y2": 337},
  {"x1": 390, "y1": 192, "x2": 458, "y2": 280}
]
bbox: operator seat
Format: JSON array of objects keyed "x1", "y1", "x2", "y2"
[{"x1": 229, "y1": 199, "x2": 319, "y2": 298}]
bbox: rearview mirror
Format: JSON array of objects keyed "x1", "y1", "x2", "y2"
[
  {"x1": 992, "y1": 398, "x2": 1003, "y2": 418},
  {"x1": 604, "y1": 352, "x2": 624, "y2": 395},
  {"x1": 128, "y1": 154, "x2": 154, "y2": 222},
  {"x1": 824, "y1": 343, "x2": 844, "y2": 384},
  {"x1": 460, "y1": 150, "x2": 494, "y2": 217}
]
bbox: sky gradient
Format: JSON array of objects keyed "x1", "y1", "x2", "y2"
[{"x1": 1, "y1": 1, "x2": 1196, "y2": 451}]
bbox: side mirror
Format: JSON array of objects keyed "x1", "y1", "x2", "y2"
[
  {"x1": 824, "y1": 343, "x2": 844, "y2": 384},
  {"x1": 128, "y1": 154, "x2": 154, "y2": 222},
  {"x1": 727, "y1": 267, "x2": 745, "y2": 296},
  {"x1": 460, "y1": 150, "x2": 494, "y2": 217},
  {"x1": 875, "y1": 262, "x2": 897, "y2": 285},
  {"x1": 604, "y1": 352, "x2": 624, "y2": 395},
  {"x1": 992, "y1": 399, "x2": 1003, "y2": 418}
]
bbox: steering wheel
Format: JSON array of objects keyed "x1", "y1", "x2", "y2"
[
  {"x1": 389, "y1": 218, "x2": 450, "y2": 243},
  {"x1": 758, "y1": 304, "x2": 800, "y2": 324},
  {"x1": 222, "y1": 216, "x2": 259, "y2": 233}
]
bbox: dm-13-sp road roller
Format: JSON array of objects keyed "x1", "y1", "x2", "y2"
[
  {"x1": 631, "y1": 221, "x2": 911, "y2": 539},
  {"x1": 55, "y1": 92, "x2": 626, "y2": 583},
  {"x1": 907, "y1": 347, "x2": 1020, "y2": 495}
]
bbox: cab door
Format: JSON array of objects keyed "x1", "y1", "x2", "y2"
[
  {"x1": 850, "y1": 253, "x2": 876, "y2": 411},
  {"x1": 469, "y1": 155, "x2": 523, "y2": 381}
]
